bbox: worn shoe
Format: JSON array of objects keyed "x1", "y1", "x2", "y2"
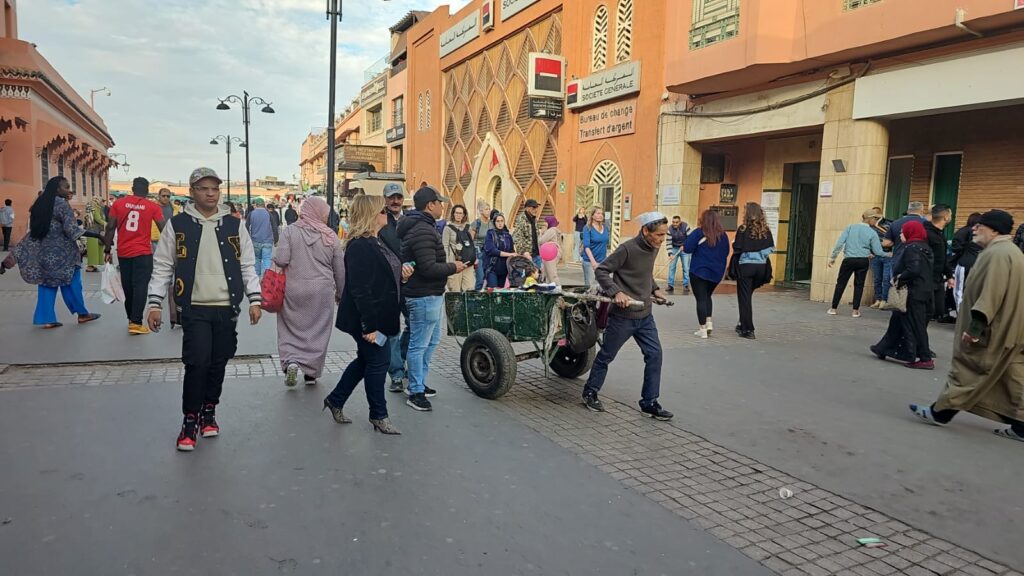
[
  {"x1": 176, "y1": 414, "x2": 199, "y2": 451},
  {"x1": 909, "y1": 404, "x2": 946, "y2": 427},
  {"x1": 706, "y1": 320, "x2": 714, "y2": 334},
  {"x1": 852, "y1": 310, "x2": 862, "y2": 318},
  {"x1": 389, "y1": 379, "x2": 405, "y2": 393},
  {"x1": 285, "y1": 363, "x2": 299, "y2": 387},
  {"x1": 666, "y1": 286, "x2": 674, "y2": 293},
  {"x1": 406, "y1": 393, "x2": 433, "y2": 412},
  {"x1": 694, "y1": 327, "x2": 708, "y2": 339},
  {"x1": 423, "y1": 386, "x2": 437, "y2": 398},
  {"x1": 682, "y1": 286, "x2": 690, "y2": 295},
  {"x1": 77, "y1": 313, "x2": 101, "y2": 324},
  {"x1": 640, "y1": 401, "x2": 674, "y2": 421},
  {"x1": 199, "y1": 403, "x2": 220, "y2": 438},
  {"x1": 582, "y1": 392, "x2": 605, "y2": 412},
  {"x1": 872, "y1": 300, "x2": 886, "y2": 309},
  {"x1": 322, "y1": 398, "x2": 352, "y2": 423},
  {"x1": 737, "y1": 330, "x2": 756, "y2": 340},
  {"x1": 370, "y1": 418, "x2": 402, "y2": 435},
  {"x1": 128, "y1": 323, "x2": 151, "y2": 335},
  {"x1": 869, "y1": 345, "x2": 886, "y2": 360},
  {"x1": 304, "y1": 375, "x2": 318, "y2": 386},
  {"x1": 906, "y1": 359, "x2": 935, "y2": 370},
  {"x1": 827, "y1": 308, "x2": 838, "y2": 315},
  {"x1": 993, "y1": 428, "x2": 1024, "y2": 443}
]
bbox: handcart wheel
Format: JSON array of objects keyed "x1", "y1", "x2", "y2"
[
  {"x1": 548, "y1": 345, "x2": 597, "y2": 379},
  {"x1": 461, "y1": 329, "x2": 517, "y2": 399}
]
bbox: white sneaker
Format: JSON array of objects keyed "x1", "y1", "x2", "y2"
[
  {"x1": 694, "y1": 327, "x2": 708, "y2": 339},
  {"x1": 706, "y1": 319, "x2": 714, "y2": 334},
  {"x1": 827, "y1": 309, "x2": 838, "y2": 315},
  {"x1": 285, "y1": 363, "x2": 299, "y2": 387},
  {"x1": 852, "y1": 310, "x2": 862, "y2": 318}
]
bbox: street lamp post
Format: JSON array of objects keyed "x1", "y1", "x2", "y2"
[
  {"x1": 107, "y1": 152, "x2": 129, "y2": 173},
  {"x1": 216, "y1": 91, "x2": 275, "y2": 209},
  {"x1": 325, "y1": 0, "x2": 389, "y2": 216},
  {"x1": 90, "y1": 87, "x2": 110, "y2": 108},
  {"x1": 209, "y1": 135, "x2": 245, "y2": 203}
]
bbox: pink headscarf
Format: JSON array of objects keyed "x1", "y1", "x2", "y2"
[{"x1": 296, "y1": 197, "x2": 336, "y2": 246}]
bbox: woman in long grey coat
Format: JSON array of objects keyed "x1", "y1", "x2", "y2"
[{"x1": 273, "y1": 196, "x2": 345, "y2": 386}]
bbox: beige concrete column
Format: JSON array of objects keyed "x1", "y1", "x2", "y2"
[
  {"x1": 653, "y1": 105, "x2": 701, "y2": 281},
  {"x1": 811, "y1": 84, "x2": 889, "y2": 303}
]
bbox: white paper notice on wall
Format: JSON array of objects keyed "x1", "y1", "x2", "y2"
[
  {"x1": 661, "y1": 185, "x2": 681, "y2": 206},
  {"x1": 761, "y1": 192, "x2": 781, "y2": 241},
  {"x1": 819, "y1": 180, "x2": 834, "y2": 198}
]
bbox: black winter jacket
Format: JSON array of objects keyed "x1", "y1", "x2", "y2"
[
  {"x1": 924, "y1": 222, "x2": 951, "y2": 282},
  {"x1": 894, "y1": 241, "x2": 934, "y2": 302},
  {"x1": 397, "y1": 211, "x2": 456, "y2": 298},
  {"x1": 379, "y1": 211, "x2": 403, "y2": 259},
  {"x1": 950, "y1": 224, "x2": 982, "y2": 272},
  {"x1": 336, "y1": 237, "x2": 401, "y2": 337}
]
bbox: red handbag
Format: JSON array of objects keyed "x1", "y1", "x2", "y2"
[{"x1": 260, "y1": 266, "x2": 286, "y2": 313}]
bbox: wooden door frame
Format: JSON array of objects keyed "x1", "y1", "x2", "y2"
[{"x1": 883, "y1": 155, "x2": 914, "y2": 219}]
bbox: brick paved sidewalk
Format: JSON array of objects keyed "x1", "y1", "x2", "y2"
[{"x1": 0, "y1": 346, "x2": 1019, "y2": 576}]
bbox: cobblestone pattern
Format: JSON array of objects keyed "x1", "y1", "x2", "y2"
[
  {"x1": 428, "y1": 347, "x2": 1021, "y2": 576},
  {"x1": 1, "y1": 341, "x2": 1019, "y2": 576}
]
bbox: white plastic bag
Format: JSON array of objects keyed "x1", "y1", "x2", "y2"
[{"x1": 101, "y1": 264, "x2": 125, "y2": 304}]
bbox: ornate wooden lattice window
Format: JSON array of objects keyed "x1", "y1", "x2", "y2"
[
  {"x1": 425, "y1": 91, "x2": 432, "y2": 129},
  {"x1": 40, "y1": 147, "x2": 50, "y2": 183},
  {"x1": 615, "y1": 0, "x2": 633, "y2": 63},
  {"x1": 690, "y1": 0, "x2": 740, "y2": 50},
  {"x1": 592, "y1": 5, "x2": 609, "y2": 72},
  {"x1": 844, "y1": 0, "x2": 881, "y2": 9}
]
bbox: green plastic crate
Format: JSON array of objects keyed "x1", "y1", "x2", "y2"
[{"x1": 445, "y1": 291, "x2": 562, "y2": 342}]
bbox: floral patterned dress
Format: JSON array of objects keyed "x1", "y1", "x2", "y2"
[{"x1": 16, "y1": 197, "x2": 85, "y2": 287}]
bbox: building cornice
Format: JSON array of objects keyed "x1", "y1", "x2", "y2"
[{"x1": 0, "y1": 66, "x2": 115, "y2": 146}]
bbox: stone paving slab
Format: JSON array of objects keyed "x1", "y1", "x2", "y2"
[{"x1": 1, "y1": 345, "x2": 1019, "y2": 576}]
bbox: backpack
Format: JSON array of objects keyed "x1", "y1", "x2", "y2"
[
  {"x1": 507, "y1": 255, "x2": 536, "y2": 288},
  {"x1": 447, "y1": 224, "x2": 477, "y2": 265},
  {"x1": 1015, "y1": 224, "x2": 1024, "y2": 253}
]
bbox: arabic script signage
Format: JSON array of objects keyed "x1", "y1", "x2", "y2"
[
  {"x1": 500, "y1": 0, "x2": 540, "y2": 21},
  {"x1": 578, "y1": 99, "x2": 636, "y2": 143},
  {"x1": 566, "y1": 60, "x2": 642, "y2": 110},
  {"x1": 337, "y1": 145, "x2": 386, "y2": 168},
  {"x1": 440, "y1": 12, "x2": 480, "y2": 58}
]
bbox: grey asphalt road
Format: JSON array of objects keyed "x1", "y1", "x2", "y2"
[
  {"x1": 0, "y1": 374, "x2": 770, "y2": 576},
  {"x1": 587, "y1": 287, "x2": 1023, "y2": 569}
]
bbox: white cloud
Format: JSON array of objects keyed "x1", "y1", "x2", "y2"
[{"x1": 18, "y1": 0, "x2": 468, "y2": 184}]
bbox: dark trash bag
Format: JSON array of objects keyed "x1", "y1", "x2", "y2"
[
  {"x1": 565, "y1": 301, "x2": 599, "y2": 354},
  {"x1": 507, "y1": 255, "x2": 536, "y2": 288}
]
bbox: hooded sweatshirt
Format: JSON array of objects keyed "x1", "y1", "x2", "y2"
[{"x1": 147, "y1": 202, "x2": 261, "y2": 311}]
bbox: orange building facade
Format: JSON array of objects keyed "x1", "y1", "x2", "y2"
[
  {"x1": 0, "y1": 0, "x2": 116, "y2": 240},
  {"x1": 404, "y1": 0, "x2": 668, "y2": 250},
  {"x1": 661, "y1": 0, "x2": 1024, "y2": 302}
]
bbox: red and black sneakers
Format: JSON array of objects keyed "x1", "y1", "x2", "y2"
[
  {"x1": 177, "y1": 414, "x2": 199, "y2": 451},
  {"x1": 199, "y1": 404, "x2": 220, "y2": 438}
]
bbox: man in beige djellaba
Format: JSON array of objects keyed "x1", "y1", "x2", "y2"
[{"x1": 910, "y1": 209, "x2": 1024, "y2": 443}]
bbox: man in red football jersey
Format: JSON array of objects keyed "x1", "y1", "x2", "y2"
[{"x1": 105, "y1": 177, "x2": 165, "y2": 334}]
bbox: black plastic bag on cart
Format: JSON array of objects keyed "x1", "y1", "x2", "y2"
[{"x1": 565, "y1": 301, "x2": 599, "y2": 354}]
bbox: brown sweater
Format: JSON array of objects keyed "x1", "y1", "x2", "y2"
[{"x1": 595, "y1": 234, "x2": 660, "y2": 319}]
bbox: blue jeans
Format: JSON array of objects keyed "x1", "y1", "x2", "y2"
[
  {"x1": 253, "y1": 241, "x2": 274, "y2": 277},
  {"x1": 474, "y1": 246, "x2": 485, "y2": 290},
  {"x1": 871, "y1": 256, "x2": 893, "y2": 301},
  {"x1": 667, "y1": 248, "x2": 690, "y2": 289},
  {"x1": 34, "y1": 267, "x2": 90, "y2": 325},
  {"x1": 328, "y1": 334, "x2": 390, "y2": 420},
  {"x1": 388, "y1": 300, "x2": 410, "y2": 384},
  {"x1": 583, "y1": 314, "x2": 663, "y2": 406},
  {"x1": 582, "y1": 261, "x2": 597, "y2": 287},
  {"x1": 406, "y1": 295, "x2": 444, "y2": 395}
]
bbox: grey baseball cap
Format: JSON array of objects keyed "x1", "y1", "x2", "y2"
[
  {"x1": 383, "y1": 183, "x2": 405, "y2": 197},
  {"x1": 189, "y1": 167, "x2": 222, "y2": 186}
]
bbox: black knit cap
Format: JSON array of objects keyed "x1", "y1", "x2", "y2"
[{"x1": 976, "y1": 209, "x2": 1014, "y2": 235}]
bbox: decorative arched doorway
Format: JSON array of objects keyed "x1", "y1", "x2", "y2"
[{"x1": 590, "y1": 160, "x2": 624, "y2": 248}]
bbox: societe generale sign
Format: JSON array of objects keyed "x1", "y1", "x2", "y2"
[{"x1": 566, "y1": 61, "x2": 642, "y2": 110}]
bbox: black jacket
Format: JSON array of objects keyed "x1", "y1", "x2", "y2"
[
  {"x1": 924, "y1": 221, "x2": 951, "y2": 282},
  {"x1": 336, "y1": 237, "x2": 400, "y2": 337},
  {"x1": 950, "y1": 224, "x2": 981, "y2": 271},
  {"x1": 379, "y1": 211, "x2": 402, "y2": 258},
  {"x1": 894, "y1": 241, "x2": 934, "y2": 302},
  {"x1": 397, "y1": 211, "x2": 456, "y2": 298}
]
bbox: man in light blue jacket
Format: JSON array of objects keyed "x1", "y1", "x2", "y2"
[{"x1": 828, "y1": 209, "x2": 888, "y2": 317}]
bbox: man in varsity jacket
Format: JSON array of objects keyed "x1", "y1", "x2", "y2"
[{"x1": 146, "y1": 167, "x2": 263, "y2": 451}]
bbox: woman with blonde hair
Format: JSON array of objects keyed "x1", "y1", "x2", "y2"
[
  {"x1": 442, "y1": 203, "x2": 475, "y2": 292},
  {"x1": 323, "y1": 195, "x2": 403, "y2": 434},
  {"x1": 732, "y1": 202, "x2": 775, "y2": 339},
  {"x1": 273, "y1": 196, "x2": 346, "y2": 387},
  {"x1": 581, "y1": 205, "x2": 610, "y2": 287}
]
